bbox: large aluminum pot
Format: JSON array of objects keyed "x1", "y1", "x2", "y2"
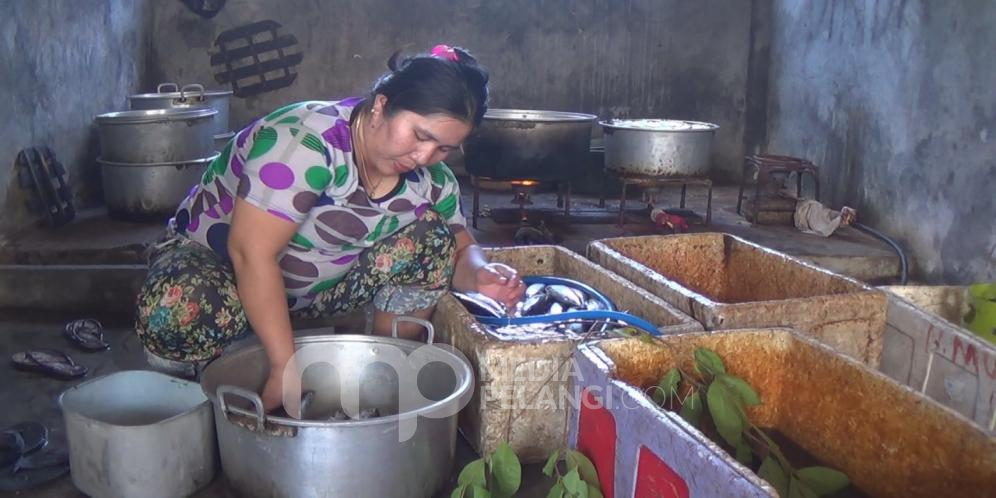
[
  {"x1": 99, "y1": 154, "x2": 216, "y2": 219},
  {"x1": 463, "y1": 109, "x2": 597, "y2": 181},
  {"x1": 600, "y1": 119, "x2": 719, "y2": 177},
  {"x1": 200, "y1": 318, "x2": 474, "y2": 498},
  {"x1": 129, "y1": 83, "x2": 233, "y2": 137},
  {"x1": 95, "y1": 108, "x2": 217, "y2": 164}
]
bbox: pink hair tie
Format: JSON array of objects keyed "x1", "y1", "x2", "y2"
[{"x1": 430, "y1": 44, "x2": 459, "y2": 62}]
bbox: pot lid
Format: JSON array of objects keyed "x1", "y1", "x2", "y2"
[
  {"x1": 599, "y1": 119, "x2": 719, "y2": 132},
  {"x1": 95, "y1": 108, "x2": 217, "y2": 124},
  {"x1": 129, "y1": 88, "x2": 234, "y2": 100},
  {"x1": 485, "y1": 109, "x2": 598, "y2": 123}
]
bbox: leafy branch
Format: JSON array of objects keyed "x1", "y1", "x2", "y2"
[
  {"x1": 645, "y1": 340, "x2": 850, "y2": 498},
  {"x1": 452, "y1": 442, "x2": 521, "y2": 498},
  {"x1": 542, "y1": 449, "x2": 603, "y2": 498}
]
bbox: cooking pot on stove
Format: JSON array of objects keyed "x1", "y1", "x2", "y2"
[
  {"x1": 200, "y1": 318, "x2": 474, "y2": 498},
  {"x1": 462, "y1": 109, "x2": 597, "y2": 182},
  {"x1": 600, "y1": 119, "x2": 719, "y2": 178}
]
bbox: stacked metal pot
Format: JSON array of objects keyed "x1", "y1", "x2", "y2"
[{"x1": 95, "y1": 83, "x2": 233, "y2": 219}]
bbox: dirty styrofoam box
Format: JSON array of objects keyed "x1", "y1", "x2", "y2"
[
  {"x1": 878, "y1": 285, "x2": 996, "y2": 433},
  {"x1": 568, "y1": 330, "x2": 996, "y2": 498},
  {"x1": 431, "y1": 245, "x2": 701, "y2": 463},
  {"x1": 588, "y1": 233, "x2": 888, "y2": 366}
]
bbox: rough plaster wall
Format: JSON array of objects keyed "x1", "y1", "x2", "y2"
[
  {"x1": 766, "y1": 1, "x2": 996, "y2": 283},
  {"x1": 147, "y1": 0, "x2": 751, "y2": 179},
  {"x1": 0, "y1": 0, "x2": 152, "y2": 234}
]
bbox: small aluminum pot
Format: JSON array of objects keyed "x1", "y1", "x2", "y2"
[
  {"x1": 95, "y1": 108, "x2": 217, "y2": 164},
  {"x1": 99, "y1": 154, "x2": 216, "y2": 219},
  {"x1": 59, "y1": 370, "x2": 218, "y2": 498},
  {"x1": 200, "y1": 318, "x2": 474, "y2": 498},
  {"x1": 600, "y1": 119, "x2": 719, "y2": 178},
  {"x1": 129, "y1": 83, "x2": 233, "y2": 136}
]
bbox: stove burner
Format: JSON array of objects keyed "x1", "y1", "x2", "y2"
[
  {"x1": 604, "y1": 171, "x2": 713, "y2": 226},
  {"x1": 470, "y1": 177, "x2": 571, "y2": 228}
]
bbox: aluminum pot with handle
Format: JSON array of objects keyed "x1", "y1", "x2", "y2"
[
  {"x1": 95, "y1": 108, "x2": 217, "y2": 164},
  {"x1": 129, "y1": 83, "x2": 233, "y2": 138},
  {"x1": 200, "y1": 317, "x2": 474, "y2": 498},
  {"x1": 600, "y1": 119, "x2": 719, "y2": 178},
  {"x1": 99, "y1": 154, "x2": 216, "y2": 219}
]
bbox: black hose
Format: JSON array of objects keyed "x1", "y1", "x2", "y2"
[{"x1": 853, "y1": 222, "x2": 908, "y2": 284}]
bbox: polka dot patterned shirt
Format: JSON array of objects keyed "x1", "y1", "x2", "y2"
[{"x1": 171, "y1": 98, "x2": 468, "y2": 311}]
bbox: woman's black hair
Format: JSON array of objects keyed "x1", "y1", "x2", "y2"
[{"x1": 370, "y1": 46, "x2": 489, "y2": 127}]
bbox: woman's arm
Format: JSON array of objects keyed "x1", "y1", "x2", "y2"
[
  {"x1": 228, "y1": 198, "x2": 299, "y2": 411},
  {"x1": 451, "y1": 229, "x2": 524, "y2": 309}
]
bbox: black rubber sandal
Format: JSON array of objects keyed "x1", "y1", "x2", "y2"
[
  {"x1": 64, "y1": 318, "x2": 110, "y2": 352},
  {"x1": 10, "y1": 349, "x2": 88, "y2": 380}
]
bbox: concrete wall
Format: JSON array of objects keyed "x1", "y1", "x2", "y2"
[
  {"x1": 0, "y1": 0, "x2": 152, "y2": 234},
  {"x1": 147, "y1": 0, "x2": 751, "y2": 179},
  {"x1": 765, "y1": 1, "x2": 996, "y2": 284}
]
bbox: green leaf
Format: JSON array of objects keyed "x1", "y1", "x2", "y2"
[
  {"x1": 796, "y1": 467, "x2": 850, "y2": 496},
  {"x1": 587, "y1": 483, "x2": 604, "y2": 498},
  {"x1": 706, "y1": 381, "x2": 744, "y2": 447},
  {"x1": 789, "y1": 477, "x2": 819, "y2": 498},
  {"x1": 718, "y1": 373, "x2": 762, "y2": 406},
  {"x1": 562, "y1": 469, "x2": 588, "y2": 498},
  {"x1": 679, "y1": 391, "x2": 703, "y2": 427},
  {"x1": 489, "y1": 442, "x2": 521, "y2": 498},
  {"x1": 565, "y1": 450, "x2": 600, "y2": 488},
  {"x1": 694, "y1": 348, "x2": 726, "y2": 376},
  {"x1": 470, "y1": 485, "x2": 491, "y2": 498},
  {"x1": 458, "y1": 459, "x2": 486, "y2": 488},
  {"x1": 735, "y1": 439, "x2": 753, "y2": 467},
  {"x1": 546, "y1": 482, "x2": 565, "y2": 498},
  {"x1": 652, "y1": 368, "x2": 681, "y2": 406},
  {"x1": 451, "y1": 484, "x2": 468, "y2": 498},
  {"x1": 758, "y1": 457, "x2": 788, "y2": 497},
  {"x1": 543, "y1": 450, "x2": 560, "y2": 477}
]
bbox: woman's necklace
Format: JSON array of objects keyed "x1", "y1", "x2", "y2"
[{"x1": 352, "y1": 112, "x2": 385, "y2": 196}]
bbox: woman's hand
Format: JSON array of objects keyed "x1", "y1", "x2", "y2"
[
  {"x1": 475, "y1": 262, "x2": 525, "y2": 311},
  {"x1": 260, "y1": 369, "x2": 285, "y2": 413}
]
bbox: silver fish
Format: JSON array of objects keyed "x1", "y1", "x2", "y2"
[
  {"x1": 549, "y1": 302, "x2": 564, "y2": 315},
  {"x1": 357, "y1": 408, "x2": 380, "y2": 420},
  {"x1": 519, "y1": 293, "x2": 549, "y2": 316},
  {"x1": 546, "y1": 285, "x2": 585, "y2": 308},
  {"x1": 585, "y1": 298, "x2": 606, "y2": 311},
  {"x1": 453, "y1": 291, "x2": 506, "y2": 317},
  {"x1": 525, "y1": 283, "x2": 546, "y2": 298}
]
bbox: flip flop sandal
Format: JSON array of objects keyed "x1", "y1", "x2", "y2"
[
  {"x1": 10, "y1": 350, "x2": 88, "y2": 380},
  {"x1": 65, "y1": 318, "x2": 110, "y2": 352},
  {"x1": 0, "y1": 431, "x2": 24, "y2": 470},
  {"x1": 0, "y1": 448, "x2": 69, "y2": 492},
  {"x1": 1, "y1": 423, "x2": 47, "y2": 461}
]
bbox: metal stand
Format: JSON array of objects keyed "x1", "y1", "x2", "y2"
[
  {"x1": 737, "y1": 154, "x2": 821, "y2": 226},
  {"x1": 470, "y1": 176, "x2": 572, "y2": 228},
  {"x1": 614, "y1": 174, "x2": 713, "y2": 226}
]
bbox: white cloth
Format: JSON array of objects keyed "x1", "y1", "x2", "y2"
[{"x1": 794, "y1": 199, "x2": 846, "y2": 237}]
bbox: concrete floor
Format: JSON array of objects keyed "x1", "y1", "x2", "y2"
[{"x1": 0, "y1": 180, "x2": 902, "y2": 497}]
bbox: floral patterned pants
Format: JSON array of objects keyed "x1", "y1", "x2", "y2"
[{"x1": 135, "y1": 211, "x2": 456, "y2": 362}]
